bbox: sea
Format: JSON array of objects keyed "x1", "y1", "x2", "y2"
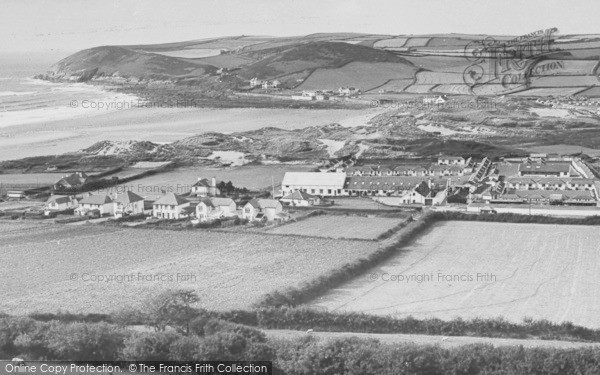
[{"x1": 0, "y1": 52, "x2": 137, "y2": 128}]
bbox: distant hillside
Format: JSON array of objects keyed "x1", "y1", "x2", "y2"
[
  {"x1": 47, "y1": 46, "x2": 217, "y2": 83},
  {"x1": 42, "y1": 32, "x2": 600, "y2": 97}
]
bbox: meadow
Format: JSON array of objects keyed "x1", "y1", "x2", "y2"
[
  {"x1": 267, "y1": 215, "x2": 406, "y2": 240},
  {"x1": 0, "y1": 221, "x2": 378, "y2": 314},
  {"x1": 310, "y1": 221, "x2": 600, "y2": 328},
  {"x1": 298, "y1": 62, "x2": 416, "y2": 91},
  {"x1": 116, "y1": 163, "x2": 318, "y2": 197}
]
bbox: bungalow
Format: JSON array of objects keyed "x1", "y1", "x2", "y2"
[
  {"x1": 114, "y1": 191, "x2": 145, "y2": 218},
  {"x1": 53, "y1": 172, "x2": 88, "y2": 190},
  {"x1": 191, "y1": 177, "x2": 220, "y2": 197},
  {"x1": 242, "y1": 199, "x2": 283, "y2": 221},
  {"x1": 338, "y1": 87, "x2": 360, "y2": 96},
  {"x1": 75, "y1": 194, "x2": 114, "y2": 216},
  {"x1": 281, "y1": 172, "x2": 346, "y2": 196},
  {"x1": 423, "y1": 95, "x2": 447, "y2": 105},
  {"x1": 280, "y1": 190, "x2": 320, "y2": 206},
  {"x1": 44, "y1": 195, "x2": 78, "y2": 214},
  {"x1": 395, "y1": 180, "x2": 448, "y2": 205},
  {"x1": 152, "y1": 193, "x2": 190, "y2": 219},
  {"x1": 196, "y1": 197, "x2": 237, "y2": 221},
  {"x1": 438, "y1": 156, "x2": 465, "y2": 165},
  {"x1": 6, "y1": 190, "x2": 26, "y2": 199},
  {"x1": 518, "y1": 162, "x2": 571, "y2": 177}
]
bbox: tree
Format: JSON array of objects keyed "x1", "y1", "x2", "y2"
[
  {"x1": 45, "y1": 322, "x2": 126, "y2": 360},
  {"x1": 142, "y1": 289, "x2": 201, "y2": 335},
  {"x1": 121, "y1": 331, "x2": 179, "y2": 361}
]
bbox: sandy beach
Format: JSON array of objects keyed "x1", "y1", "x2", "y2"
[{"x1": 0, "y1": 106, "x2": 384, "y2": 161}]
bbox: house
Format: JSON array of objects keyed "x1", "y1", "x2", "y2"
[
  {"x1": 6, "y1": 190, "x2": 26, "y2": 199},
  {"x1": 191, "y1": 177, "x2": 220, "y2": 197},
  {"x1": 280, "y1": 190, "x2": 320, "y2": 206},
  {"x1": 44, "y1": 195, "x2": 78, "y2": 214},
  {"x1": 438, "y1": 156, "x2": 465, "y2": 165},
  {"x1": 75, "y1": 194, "x2": 114, "y2": 216},
  {"x1": 242, "y1": 199, "x2": 283, "y2": 221},
  {"x1": 423, "y1": 95, "x2": 447, "y2": 105},
  {"x1": 281, "y1": 172, "x2": 346, "y2": 196},
  {"x1": 53, "y1": 172, "x2": 88, "y2": 190},
  {"x1": 338, "y1": 87, "x2": 360, "y2": 96},
  {"x1": 518, "y1": 162, "x2": 571, "y2": 177},
  {"x1": 196, "y1": 197, "x2": 237, "y2": 221},
  {"x1": 394, "y1": 180, "x2": 448, "y2": 205},
  {"x1": 261, "y1": 80, "x2": 280, "y2": 89},
  {"x1": 114, "y1": 191, "x2": 145, "y2": 218},
  {"x1": 152, "y1": 193, "x2": 190, "y2": 219},
  {"x1": 250, "y1": 77, "x2": 263, "y2": 88}
]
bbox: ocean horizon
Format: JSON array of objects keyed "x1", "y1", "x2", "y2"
[{"x1": 0, "y1": 52, "x2": 139, "y2": 128}]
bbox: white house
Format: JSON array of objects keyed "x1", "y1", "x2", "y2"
[
  {"x1": 338, "y1": 87, "x2": 359, "y2": 96},
  {"x1": 250, "y1": 77, "x2": 263, "y2": 87},
  {"x1": 423, "y1": 95, "x2": 447, "y2": 105},
  {"x1": 280, "y1": 190, "x2": 320, "y2": 206},
  {"x1": 242, "y1": 199, "x2": 283, "y2": 221},
  {"x1": 196, "y1": 197, "x2": 237, "y2": 221},
  {"x1": 191, "y1": 177, "x2": 220, "y2": 197},
  {"x1": 44, "y1": 195, "x2": 78, "y2": 214},
  {"x1": 281, "y1": 172, "x2": 347, "y2": 196},
  {"x1": 75, "y1": 194, "x2": 114, "y2": 216},
  {"x1": 114, "y1": 191, "x2": 145, "y2": 218},
  {"x1": 152, "y1": 193, "x2": 190, "y2": 219}
]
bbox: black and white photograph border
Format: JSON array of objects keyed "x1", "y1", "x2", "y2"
[{"x1": 2, "y1": 0, "x2": 600, "y2": 373}]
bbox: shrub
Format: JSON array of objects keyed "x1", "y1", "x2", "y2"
[
  {"x1": 121, "y1": 331, "x2": 179, "y2": 361},
  {"x1": 45, "y1": 322, "x2": 126, "y2": 360}
]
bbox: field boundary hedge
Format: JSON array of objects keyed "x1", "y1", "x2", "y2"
[{"x1": 254, "y1": 210, "x2": 600, "y2": 309}]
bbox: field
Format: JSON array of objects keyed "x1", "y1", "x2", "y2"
[
  {"x1": 117, "y1": 164, "x2": 317, "y2": 198},
  {"x1": 298, "y1": 62, "x2": 417, "y2": 91},
  {"x1": 310, "y1": 221, "x2": 600, "y2": 328},
  {"x1": 0, "y1": 173, "x2": 64, "y2": 188},
  {"x1": 266, "y1": 215, "x2": 405, "y2": 240},
  {"x1": 0, "y1": 221, "x2": 378, "y2": 314}
]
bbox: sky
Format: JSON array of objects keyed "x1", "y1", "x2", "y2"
[{"x1": 1, "y1": 0, "x2": 599, "y2": 53}]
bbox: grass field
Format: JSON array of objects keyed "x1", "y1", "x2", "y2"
[
  {"x1": 298, "y1": 62, "x2": 416, "y2": 91},
  {"x1": 0, "y1": 221, "x2": 378, "y2": 314},
  {"x1": 267, "y1": 215, "x2": 405, "y2": 240},
  {"x1": 111, "y1": 164, "x2": 318, "y2": 197},
  {"x1": 0, "y1": 173, "x2": 64, "y2": 188},
  {"x1": 310, "y1": 221, "x2": 600, "y2": 328}
]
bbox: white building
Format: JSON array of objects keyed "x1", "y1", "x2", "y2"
[
  {"x1": 114, "y1": 191, "x2": 145, "y2": 217},
  {"x1": 196, "y1": 197, "x2": 237, "y2": 221},
  {"x1": 76, "y1": 194, "x2": 114, "y2": 216},
  {"x1": 242, "y1": 199, "x2": 283, "y2": 221},
  {"x1": 44, "y1": 195, "x2": 78, "y2": 215},
  {"x1": 191, "y1": 177, "x2": 220, "y2": 197},
  {"x1": 280, "y1": 190, "x2": 320, "y2": 206},
  {"x1": 281, "y1": 172, "x2": 347, "y2": 196},
  {"x1": 152, "y1": 193, "x2": 190, "y2": 219}
]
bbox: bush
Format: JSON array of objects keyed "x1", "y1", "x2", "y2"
[
  {"x1": 45, "y1": 322, "x2": 126, "y2": 360},
  {"x1": 121, "y1": 331, "x2": 179, "y2": 361}
]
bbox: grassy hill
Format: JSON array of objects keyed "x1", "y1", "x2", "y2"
[{"x1": 44, "y1": 32, "x2": 600, "y2": 96}]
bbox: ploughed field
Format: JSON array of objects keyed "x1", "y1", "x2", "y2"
[
  {"x1": 0, "y1": 221, "x2": 377, "y2": 314},
  {"x1": 266, "y1": 215, "x2": 406, "y2": 240},
  {"x1": 309, "y1": 221, "x2": 600, "y2": 328}
]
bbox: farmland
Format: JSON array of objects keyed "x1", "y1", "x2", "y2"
[
  {"x1": 298, "y1": 62, "x2": 417, "y2": 91},
  {"x1": 310, "y1": 221, "x2": 600, "y2": 328},
  {"x1": 0, "y1": 220, "x2": 378, "y2": 314},
  {"x1": 266, "y1": 215, "x2": 406, "y2": 240}
]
